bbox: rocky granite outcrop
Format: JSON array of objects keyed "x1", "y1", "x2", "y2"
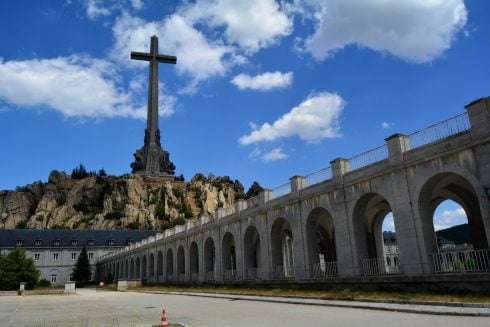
[{"x1": 0, "y1": 171, "x2": 245, "y2": 230}]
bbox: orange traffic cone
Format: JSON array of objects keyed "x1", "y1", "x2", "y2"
[{"x1": 160, "y1": 309, "x2": 168, "y2": 327}]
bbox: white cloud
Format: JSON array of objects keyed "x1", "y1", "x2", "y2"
[
  {"x1": 262, "y1": 147, "x2": 287, "y2": 162},
  {"x1": 130, "y1": 0, "x2": 144, "y2": 10},
  {"x1": 86, "y1": 0, "x2": 111, "y2": 20},
  {"x1": 434, "y1": 207, "x2": 467, "y2": 231},
  {"x1": 239, "y1": 92, "x2": 344, "y2": 145},
  {"x1": 231, "y1": 71, "x2": 293, "y2": 91},
  {"x1": 302, "y1": 0, "x2": 467, "y2": 63},
  {"x1": 381, "y1": 122, "x2": 394, "y2": 130},
  {"x1": 0, "y1": 56, "x2": 175, "y2": 120},
  {"x1": 112, "y1": 13, "x2": 231, "y2": 85},
  {"x1": 184, "y1": 0, "x2": 292, "y2": 53}
]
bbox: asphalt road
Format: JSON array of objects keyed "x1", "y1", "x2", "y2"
[{"x1": 1, "y1": 289, "x2": 489, "y2": 327}]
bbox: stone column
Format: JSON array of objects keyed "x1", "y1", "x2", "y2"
[
  {"x1": 235, "y1": 199, "x2": 247, "y2": 214},
  {"x1": 330, "y1": 158, "x2": 349, "y2": 185},
  {"x1": 466, "y1": 97, "x2": 490, "y2": 139},
  {"x1": 259, "y1": 189, "x2": 272, "y2": 209},
  {"x1": 385, "y1": 134, "x2": 410, "y2": 165},
  {"x1": 290, "y1": 176, "x2": 305, "y2": 195}
]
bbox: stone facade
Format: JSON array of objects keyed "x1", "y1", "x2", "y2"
[{"x1": 97, "y1": 97, "x2": 490, "y2": 284}]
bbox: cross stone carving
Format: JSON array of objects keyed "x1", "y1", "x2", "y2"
[{"x1": 130, "y1": 35, "x2": 176, "y2": 176}]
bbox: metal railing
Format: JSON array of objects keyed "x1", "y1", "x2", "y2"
[
  {"x1": 246, "y1": 196, "x2": 259, "y2": 209},
  {"x1": 206, "y1": 271, "x2": 215, "y2": 281},
  {"x1": 272, "y1": 266, "x2": 295, "y2": 279},
  {"x1": 191, "y1": 273, "x2": 199, "y2": 282},
  {"x1": 309, "y1": 262, "x2": 337, "y2": 278},
  {"x1": 178, "y1": 273, "x2": 185, "y2": 282},
  {"x1": 245, "y1": 268, "x2": 261, "y2": 280},
  {"x1": 166, "y1": 274, "x2": 174, "y2": 282},
  {"x1": 223, "y1": 269, "x2": 236, "y2": 281},
  {"x1": 270, "y1": 183, "x2": 291, "y2": 200},
  {"x1": 348, "y1": 145, "x2": 388, "y2": 171},
  {"x1": 432, "y1": 249, "x2": 490, "y2": 273},
  {"x1": 304, "y1": 167, "x2": 333, "y2": 187},
  {"x1": 408, "y1": 112, "x2": 470, "y2": 150},
  {"x1": 360, "y1": 257, "x2": 400, "y2": 276}
]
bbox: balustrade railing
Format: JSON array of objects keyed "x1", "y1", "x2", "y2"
[
  {"x1": 270, "y1": 183, "x2": 291, "y2": 200},
  {"x1": 304, "y1": 167, "x2": 332, "y2": 187},
  {"x1": 309, "y1": 262, "x2": 337, "y2": 278},
  {"x1": 273, "y1": 266, "x2": 295, "y2": 279},
  {"x1": 360, "y1": 257, "x2": 400, "y2": 276},
  {"x1": 408, "y1": 112, "x2": 470, "y2": 150},
  {"x1": 348, "y1": 145, "x2": 388, "y2": 171},
  {"x1": 431, "y1": 249, "x2": 490, "y2": 273},
  {"x1": 206, "y1": 271, "x2": 215, "y2": 281},
  {"x1": 223, "y1": 269, "x2": 236, "y2": 281}
]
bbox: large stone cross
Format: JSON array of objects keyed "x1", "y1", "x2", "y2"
[
  {"x1": 131, "y1": 35, "x2": 176, "y2": 147},
  {"x1": 129, "y1": 35, "x2": 177, "y2": 176}
]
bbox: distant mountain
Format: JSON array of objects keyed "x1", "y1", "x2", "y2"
[{"x1": 436, "y1": 223, "x2": 470, "y2": 244}]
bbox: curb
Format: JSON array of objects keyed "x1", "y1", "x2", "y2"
[{"x1": 128, "y1": 290, "x2": 490, "y2": 317}]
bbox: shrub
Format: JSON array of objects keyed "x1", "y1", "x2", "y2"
[{"x1": 37, "y1": 279, "x2": 51, "y2": 287}]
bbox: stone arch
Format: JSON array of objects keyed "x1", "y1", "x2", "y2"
[
  {"x1": 157, "y1": 250, "x2": 163, "y2": 277},
  {"x1": 189, "y1": 241, "x2": 199, "y2": 280},
  {"x1": 177, "y1": 245, "x2": 185, "y2": 280},
  {"x1": 352, "y1": 193, "x2": 395, "y2": 275},
  {"x1": 352, "y1": 193, "x2": 394, "y2": 258},
  {"x1": 243, "y1": 225, "x2": 261, "y2": 279},
  {"x1": 149, "y1": 253, "x2": 155, "y2": 280},
  {"x1": 270, "y1": 217, "x2": 295, "y2": 278},
  {"x1": 142, "y1": 255, "x2": 147, "y2": 279},
  {"x1": 130, "y1": 258, "x2": 135, "y2": 278},
  {"x1": 222, "y1": 232, "x2": 237, "y2": 280},
  {"x1": 305, "y1": 207, "x2": 337, "y2": 277},
  {"x1": 48, "y1": 269, "x2": 62, "y2": 284},
  {"x1": 204, "y1": 237, "x2": 216, "y2": 281},
  {"x1": 166, "y1": 248, "x2": 174, "y2": 279},
  {"x1": 135, "y1": 256, "x2": 141, "y2": 279},
  {"x1": 417, "y1": 172, "x2": 489, "y2": 270}
]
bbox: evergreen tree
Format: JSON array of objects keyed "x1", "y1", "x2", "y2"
[
  {"x1": 246, "y1": 181, "x2": 264, "y2": 199},
  {"x1": 0, "y1": 247, "x2": 40, "y2": 290},
  {"x1": 73, "y1": 246, "x2": 91, "y2": 282}
]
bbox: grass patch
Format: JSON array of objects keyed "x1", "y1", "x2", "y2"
[{"x1": 130, "y1": 284, "x2": 490, "y2": 304}]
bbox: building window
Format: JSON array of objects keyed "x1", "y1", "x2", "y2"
[
  {"x1": 69, "y1": 273, "x2": 74, "y2": 281},
  {"x1": 107, "y1": 239, "x2": 114, "y2": 246},
  {"x1": 126, "y1": 239, "x2": 133, "y2": 245},
  {"x1": 34, "y1": 253, "x2": 40, "y2": 261},
  {"x1": 53, "y1": 253, "x2": 59, "y2": 261},
  {"x1": 16, "y1": 240, "x2": 23, "y2": 246},
  {"x1": 51, "y1": 274, "x2": 57, "y2": 283},
  {"x1": 35, "y1": 240, "x2": 42, "y2": 246},
  {"x1": 88, "y1": 252, "x2": 94, "y2": 260},
  {"x1": 87, "y1": 239, "x2": 95, "y2": 246},
  {"x1": 71, "y1": 253, "x2": 77, "y2": 260},
  {"x1": 71, "y1": 240, "x2": 78, "y2": 246},
  {"x1": 53, "y1": 240, "x2": 61, "y2": 246}
]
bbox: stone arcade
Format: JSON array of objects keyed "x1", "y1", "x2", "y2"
[{"x1": 97, "y1": 97, "x2": 490, "y2": 290}]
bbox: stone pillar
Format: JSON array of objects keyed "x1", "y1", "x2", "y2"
[
  {"x1": 64, "y1": 281, "x2": 76, "y2": 294},
  {"x1": 259, "y1": 189, "x2": 272, "y2": 209},
  {"x1": 330, "y1": 158, "x2": 349, "y2": 184},
  {"x1": 465, "y1": 96, "x2": 490, "y2": 139},
  {"x1": 290, "y1": 176, "x2": 305, "y2": 195},
  {"x1": 19, "y1": 282, "x2": 26, "y2": 296},
  {"x1": 385, "y1": 134, "x2": 410, "y2": 165},
  {"x1": 235, "y1": 199, "x2": 247, "y2": 214}
]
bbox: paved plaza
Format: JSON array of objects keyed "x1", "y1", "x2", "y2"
[{"x1": 1, "y1": 289, "x2": 489, "y2": 327}]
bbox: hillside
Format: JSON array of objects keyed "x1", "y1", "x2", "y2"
[
  {"x1": 0, "y1": 170, "x2": 251, "y2": 230},
  {"x1": 436, "y1": 223, "x2": 470, "y2": 244}
]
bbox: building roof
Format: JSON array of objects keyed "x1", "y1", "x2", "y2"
[{"x1": 0, "y1": 229, "x2": 158, "y2": 248}]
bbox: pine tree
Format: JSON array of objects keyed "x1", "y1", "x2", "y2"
[
  {"x1": 73, "y1": 246, "x2": 91, "y2": 282},
  {"x1": 0, "y1": 247, "x2": 40, "y2": 290}
]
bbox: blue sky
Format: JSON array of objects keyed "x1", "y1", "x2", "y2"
[{"x1": 1, "y1": 0, "x2": 487, "y2": 231}]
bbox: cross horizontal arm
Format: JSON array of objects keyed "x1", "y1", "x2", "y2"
[{"x1": 131, "y1": 52, "x2": 177, "y2": 64}]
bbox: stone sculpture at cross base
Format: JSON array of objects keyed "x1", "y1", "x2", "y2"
[{"x1": 129, "y1": 35, "x2": 176, "y2": 176}]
